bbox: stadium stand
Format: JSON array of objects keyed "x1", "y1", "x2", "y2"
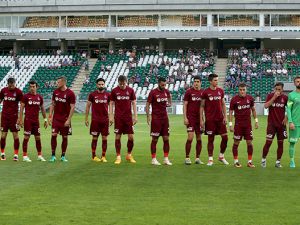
[
  {"x1": 80, "y1": 49, "x2": 215, "y2": 101},
  {"x1": 67, "y1": 16, "x2": 108, "y2": 28},
  {"x1": 22, "y1": 16, "x2": 59, "y2": 28}
]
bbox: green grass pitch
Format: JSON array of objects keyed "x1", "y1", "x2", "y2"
[{"x1": 0, "y1": 114, "x2": 300, "y2": 225}]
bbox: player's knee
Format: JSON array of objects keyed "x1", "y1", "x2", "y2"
[
  {"x1": 221, "y1": 135, "x2": 228, "y2": 141},
  {"x1": 34, "y1": 135, "x2": 40, "y2": 141},
  {"x1": 246, "y1": 140, "x2": 252, "y2": 145}
]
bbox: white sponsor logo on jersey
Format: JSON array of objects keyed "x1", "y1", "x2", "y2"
[
  {"x1": 272, "y1": 103, "x2": 285, "y2": 108},
  {"x1": 157, "y1": 98, "x2": 168, "y2": 103},
  {"x1": 4, "y1": 96, "x2": 16, "y2": 101},
  {"x1": 55, "y1": 97, "x2": 66, "y2": 103},
  {"x1": 117, "y1": 96, "x2": 130, "y2": 100},
  {"x1": 237, "y1": 104, "x2": 251, "y2": 110}
]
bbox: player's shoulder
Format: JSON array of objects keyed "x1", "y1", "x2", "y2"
[
  {"x1": 126, "y1": 86, "x2": 134, "y2": 92},
  {"x1": 247, "y1": 94, "x2": 254, "y2": 100},
  {"x1": 67, "y1": 88, "x2": 75, "y2": 94}
]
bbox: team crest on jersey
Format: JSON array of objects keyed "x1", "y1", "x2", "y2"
[
  {"x1": 13, "y1": 93, "x2": 16, "y2": 97},
  {"x1": 64, "y1": 95, "x2": 66, "y2": 98},
  {"x1": 126, "y1": 91, "x2": 129, "y2": 95},
  {"x1": 218, "y1": 91, "x2": 220, "y2": 95},
  {"x1": 209, "y1": 96, "x2": 214, "y2": 101}
]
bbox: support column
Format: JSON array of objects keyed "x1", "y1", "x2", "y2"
[
  {"x1": 13, "y1": 41, "x2": 19, "y2": 54},
  {"x1": 109, "y1": 39, "x2": 116, "y2": 52},
  {"x1": 207, "y1": 13, "x2": 213, "y2": 27},
  {"x1": 158, "y1": 38, "x2": 165, "y2": 53},
  {"x1": 209, "y1": 39, "x2": 214, "y2": 52},
  {"x1": 259, "y1": 13, "x2": 265, "y2": 27},
  {"x1": 260, "y1": 38, "x2": 265, "y2": 50},
  {"x1": 60, "y1": 39, "x2": 67, "y2": 53}
]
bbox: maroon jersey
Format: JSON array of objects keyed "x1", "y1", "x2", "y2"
[
  {"x1": 230, "y1": 94, "x2": 254, "y2": 125},
  {"x1": 22, "y1": 93, "x2": 44, "y2": 122},
  {"x1": 0, "y1": 87, "x2": 23, "y2": 118},
  {"x1": 110, "y1": 86, "x2": 136, "y2": 119},
  {"x1": 184, "y1": 88, "x2": 203, "y2": 119},
  {"x1": 202, "y1": 87, "x2": 224, "y2": 121},
  {"x1": 147, "y1": 88, "x2": 171, "y2": 120},
  {"x1": 88, "y1": 91, "x2": 110, "y2": 122},
  {"x1": 52, "y1": 88, "x2": 76, "y2": 122},
  {"x1": 266, "y1": 93, "x2": 288, "y2": 127}
]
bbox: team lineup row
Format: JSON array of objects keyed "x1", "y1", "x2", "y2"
[{"x1": 0, "y1": 74, "x2": 300, "y2": 168}]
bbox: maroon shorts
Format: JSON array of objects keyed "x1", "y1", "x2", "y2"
[
  {"x1": 151, "y1": 118, "x2": 169, "y2": 137},
  {"x1": 1, "y1": 116, "x2": 19, "y2": 132},
  {"x1": 52, "y1": 119, "x2": 72, "y2": 136},
  {"x1": 266, "y1": 123, "x2": 287, "y2": 140},
  {"x1": 186, "y1": 117, "x2": 201, "y2": 134},
  {"x1": 24, "y1": 119, "x2": 40, "y2": 136},
  {"x1": 205, "y1": 120, "x2": 227, "y2": 135},
  {"x1": 90, "y1": 120, "x2": 109, "y2": 136},
  {"x1": 114, "y1": 118, "x2": 134, "y2": 134},
  {"x1": 233, "y1": 124, "x2": 253, "y2": 141}
]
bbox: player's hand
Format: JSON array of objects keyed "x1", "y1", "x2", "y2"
[
  {"x1": 274, "y1": 91, "x2": 280, "y2": 99},
  {"x1": 229, "y1": 126, "x2": 234, "y2": 132},
  {"x1": 133, "y1": 117, "x2": 137, "y2": 125},
  {"x1": 290, "y1": 122, "x2": 295, "y2": 130},
  {"x1": 184, "y1": 118, "x2": 189, "y2": 126},
  {"x1": 48, "y1": 117, "x2": 52, "y2": 126},
  {"x1": 255, "y1": 122, "x2": 259, "y2": 129},
  {"x1": 64, "y1": 119, "x2": 71, "y2": 127},
  {"x1": 200, "y1": 120, "x2": 204, "y2": 129},
  {"x1": 18, "y1": 119, "x2": 23, "y2": 128},
  {"x1": 44, "y1": 121, "x2": 48, "y2": 129},
  {"x1": 282, "y1": 117, "x2": 288, "y2": 126},
  {"x1": 85, "y1": 120, "x2": 89, "y2": 127},
  {"x1": 147, "y1": 116, "x2": 151, "y2": 126},
  {"x1": 223, "y1": 118, "x2": 227, "y2": 125},
  {"x1": 109, "y1": 116, "x2": 114, "y2": 126}
]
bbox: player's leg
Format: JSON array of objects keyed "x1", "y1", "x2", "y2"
[
  {"x1": 12, "y1": 131, "x2": 20, "y2": 161},
  {"x1": 207, "y1": 134, "x2": 215, "y2": 166},
  {"x1": 162, "y1": 135, "x2": 172, "y2": 166},
  {"x1": 151, "y1": 136, "x2": 160, "y2": 165},
  {"x1": 195, "y1": 133, "x2": 203, "y2": 164},
  {"x1": 218, "y1": 120, "x2": 229, "y2": 165},
  {"x1": 246, "y1": 140, "x2": 255, "y2": 168},
  {"x1": 91, "y1": 135, "x2": 100, "y2": 162},
  {"x1": 50, "y1": 120, "x2": 59, "y2": 162},
  {"x1": 232, "y1": 139, "x2": 241, "y2": 167},
  {"x1": 288, "y1": 127, "x2": 299, "y2": 168},
  {"x1": 185, "y1": 131, "x2": 194, "y2": 165},
  {"x1": 261, "y1": 124, "x2": 275, "y2": 167},
  {"x1": 126, "y1": 133, "x2": 136, "y2": 163},
  {"x1": 34, "y1": 135, "x2": 46, "y2": 161},
  {"x1": 275, "y1": 140, "x2": 284, "y2": 168},
  {"x1": 100, "y1": 135, "x2": 108, "y2": 162},
  {"x1": 114, "y1": 134, "x2": 122, "y2": 164},
  {"x1": 61, "y1": 135, "x2": 68, "y2": 162},
  {"x1": 0, "y1": 131, "x2": 8, "y2": 160},
  {"x1": 22, "y1": 134, "x2": 32, "y2": 162}
]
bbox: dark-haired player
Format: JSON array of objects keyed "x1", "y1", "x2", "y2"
[
  {"x1": 146, "y1": 77, "x2": 172, "y2": 166},
  {"x1": 200, "y1": 73, "x2": 229, "y2": 166},
  {"x1": 19, "y1": 80, "x2": 47, "y2": 162},
  {"x1": 261, "y1": 82, "x2": 288, "y2": 168},
  {"x1": 109, "y1": 75, "x2": 137, "y2": 164},
  {"x1": 183, "y1": 75, "x2": 204, "y2": 165},
  {"x1": 85, "y1": 78, "x2": 110, "y2": 162},
  {"x1": 229, "y1": 83, "x2": 258, "y2": 168},
  {"x1": 0, "y1": 77, "x2": 23, "y2": 161}
]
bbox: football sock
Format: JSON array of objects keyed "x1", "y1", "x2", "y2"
[
  {"x1": 51, "y1": 136, "x2": 57, "y2": 156},
  {"x1": 289, "y1": 142, "x2": 295, "y2": 160},
  {"x1": 151, "y1": 139, "x2": 157, "y2": 157},
  {"x1": 163, "y1": 140, "x2": 170, "y2": 157},
  {"x1": 185, "y1": 140, "x2": 192, "y2": 158},
  {"x1": 36, "y1": 139, "x2": 42, "y2": 154},
  {"x1": 220, "y1": 135, "x2": 228, "y2": 154},
  {"x1": 102, "y1": 140, "x2": 107, "y2": 157},
  {"x1": 232, "y1": 143, "x2": 239, "y2": 160},
  {"x1": 61, "y1": 136, "x2": 68, "y2": 156},
  {"x1": 247, "y1": 144, "x2": 253, "y2": 162},
  {"x1": 14, "y1": 138, "x2": 19, "y2": 154},
  {"x1": 115, "y1": 139, "x2": 121, "y2": 156},
  {"x1": 1, "y1": 137, "x2": 6, "y2": 152},
  {"x1": 127, "y1": 140, "x2": 134, "y2": 154},
  {"x1": 277, "y1": 140, "x2": 284, "y2": 161},
  {"x1": 23, "y1": 138, "x2": 29, "y2": 156},
  {"x1": 262, "y1": 139, "x2": 272, "y2": 158},
  {"x1": 91, "y1": 138, "x2": 98, "y2": 158},
  {"x1": 196, "y1": 140, "x2": 202, "y2": 159},
  {"x1": 207, "y1": 135, "x2": 215, "y2": 157}
]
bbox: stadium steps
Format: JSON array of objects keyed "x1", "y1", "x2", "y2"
[
  {"x1": 71, "y1": 58, "x2": 98, "y2": 95},
  {"x1": 214, "y1": 58, "x2": 227, "y2": 88}
]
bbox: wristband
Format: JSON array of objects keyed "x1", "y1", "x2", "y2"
[
  {"x1": 255, "y1": 118, "x2": 258, "y2": 123},
  {"x1": 229, "y1": 122, "x2": 233, "y2": 127},
  {"x1": 44, "y1": 118, "x2": 47, "y2": 122}
]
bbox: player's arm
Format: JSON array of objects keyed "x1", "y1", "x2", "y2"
[
  {"x1": 132, "y1": 100, "x2": 137, "y2": 125},
  {"x1": 65, "y1": 103, "x2": 75, "y2": 126},
  {"x1": 221, "y1": 98, "x2": 227, "y2": 124},
  {"x1": 264, "y1": 93, "x2": 278, "y2": 109},
  {"x1": 199, "y1": 99, "x2": 205, "y2": 128},
  {"x1": 251, "y1": 105, "x2": 259, "y2": 129},
  {"x1": 167, "y1": 94, "x2": 172, "y2": 107},
  {"x1": 287, "y1": 95, "x2": 295, "y2": 130},
  {"x1": 183, "y1": 101, "x2": 189, "y2": 125},
  {"x1": 48, "y1": 100, "x2": 55, "y2": 125},
  {"x1": 18, "y1": 102, "x2": 25, "y2": 128},
  {"x1": 40, "y1": 103, "x2": 48, "y2": 129},
  {"x1": 146, "y1": 101, "x2": 151, "y2": 125},
  {"x1": 109, "y1": 101, "x2": 114, "y2": 126},
  {"x1": 85, "y1": 100, "x2": 92, "y2": 127},
  {"x1": 228, "y1": 109, "x2": 234, "y2": 132}
]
